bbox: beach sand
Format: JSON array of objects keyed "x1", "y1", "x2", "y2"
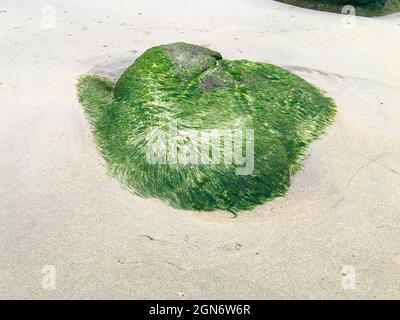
[{"x1": 0, "y1": 0, "x2": 399, "y2": 299}]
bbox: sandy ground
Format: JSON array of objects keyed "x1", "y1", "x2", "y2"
[{"x1": 1, "y1": 0, "x2": 399, "y2": 299}]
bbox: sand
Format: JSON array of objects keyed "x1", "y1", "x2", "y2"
[{"x1": 0, "y1": 0, "x2": 399, "y2": 299}]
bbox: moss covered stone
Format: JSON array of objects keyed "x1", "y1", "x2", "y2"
[{"x1": 77, "y1": 43, "x2": 336, "y2": 213}]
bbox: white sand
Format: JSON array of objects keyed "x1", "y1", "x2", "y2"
[{"x1": 1, "y1": 0, "x2": 399, "y2": 299}]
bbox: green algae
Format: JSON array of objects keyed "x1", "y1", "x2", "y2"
[{"x1": 77, "y1": 43, "x2": 336, "y2": 213}]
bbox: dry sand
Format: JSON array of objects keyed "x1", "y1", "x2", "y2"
[{"x1": 0, "y1": 0, "x2": 399, "y2": 299}]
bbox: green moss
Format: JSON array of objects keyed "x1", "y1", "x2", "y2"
[
  {"x1": 77, "y1": 43, "x2": 336, "y2": 213},
  {"x1": 275, "y1": 0, "x2": 400, "y2": 17}
]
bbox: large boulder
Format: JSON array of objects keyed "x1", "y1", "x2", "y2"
[{"x1": 78, "y1": 43, "x2": 336, "y2": 213}]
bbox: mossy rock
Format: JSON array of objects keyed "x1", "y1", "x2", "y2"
[{"x1": 77, "y1": 42, "x2": 336, "y2": 213}]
